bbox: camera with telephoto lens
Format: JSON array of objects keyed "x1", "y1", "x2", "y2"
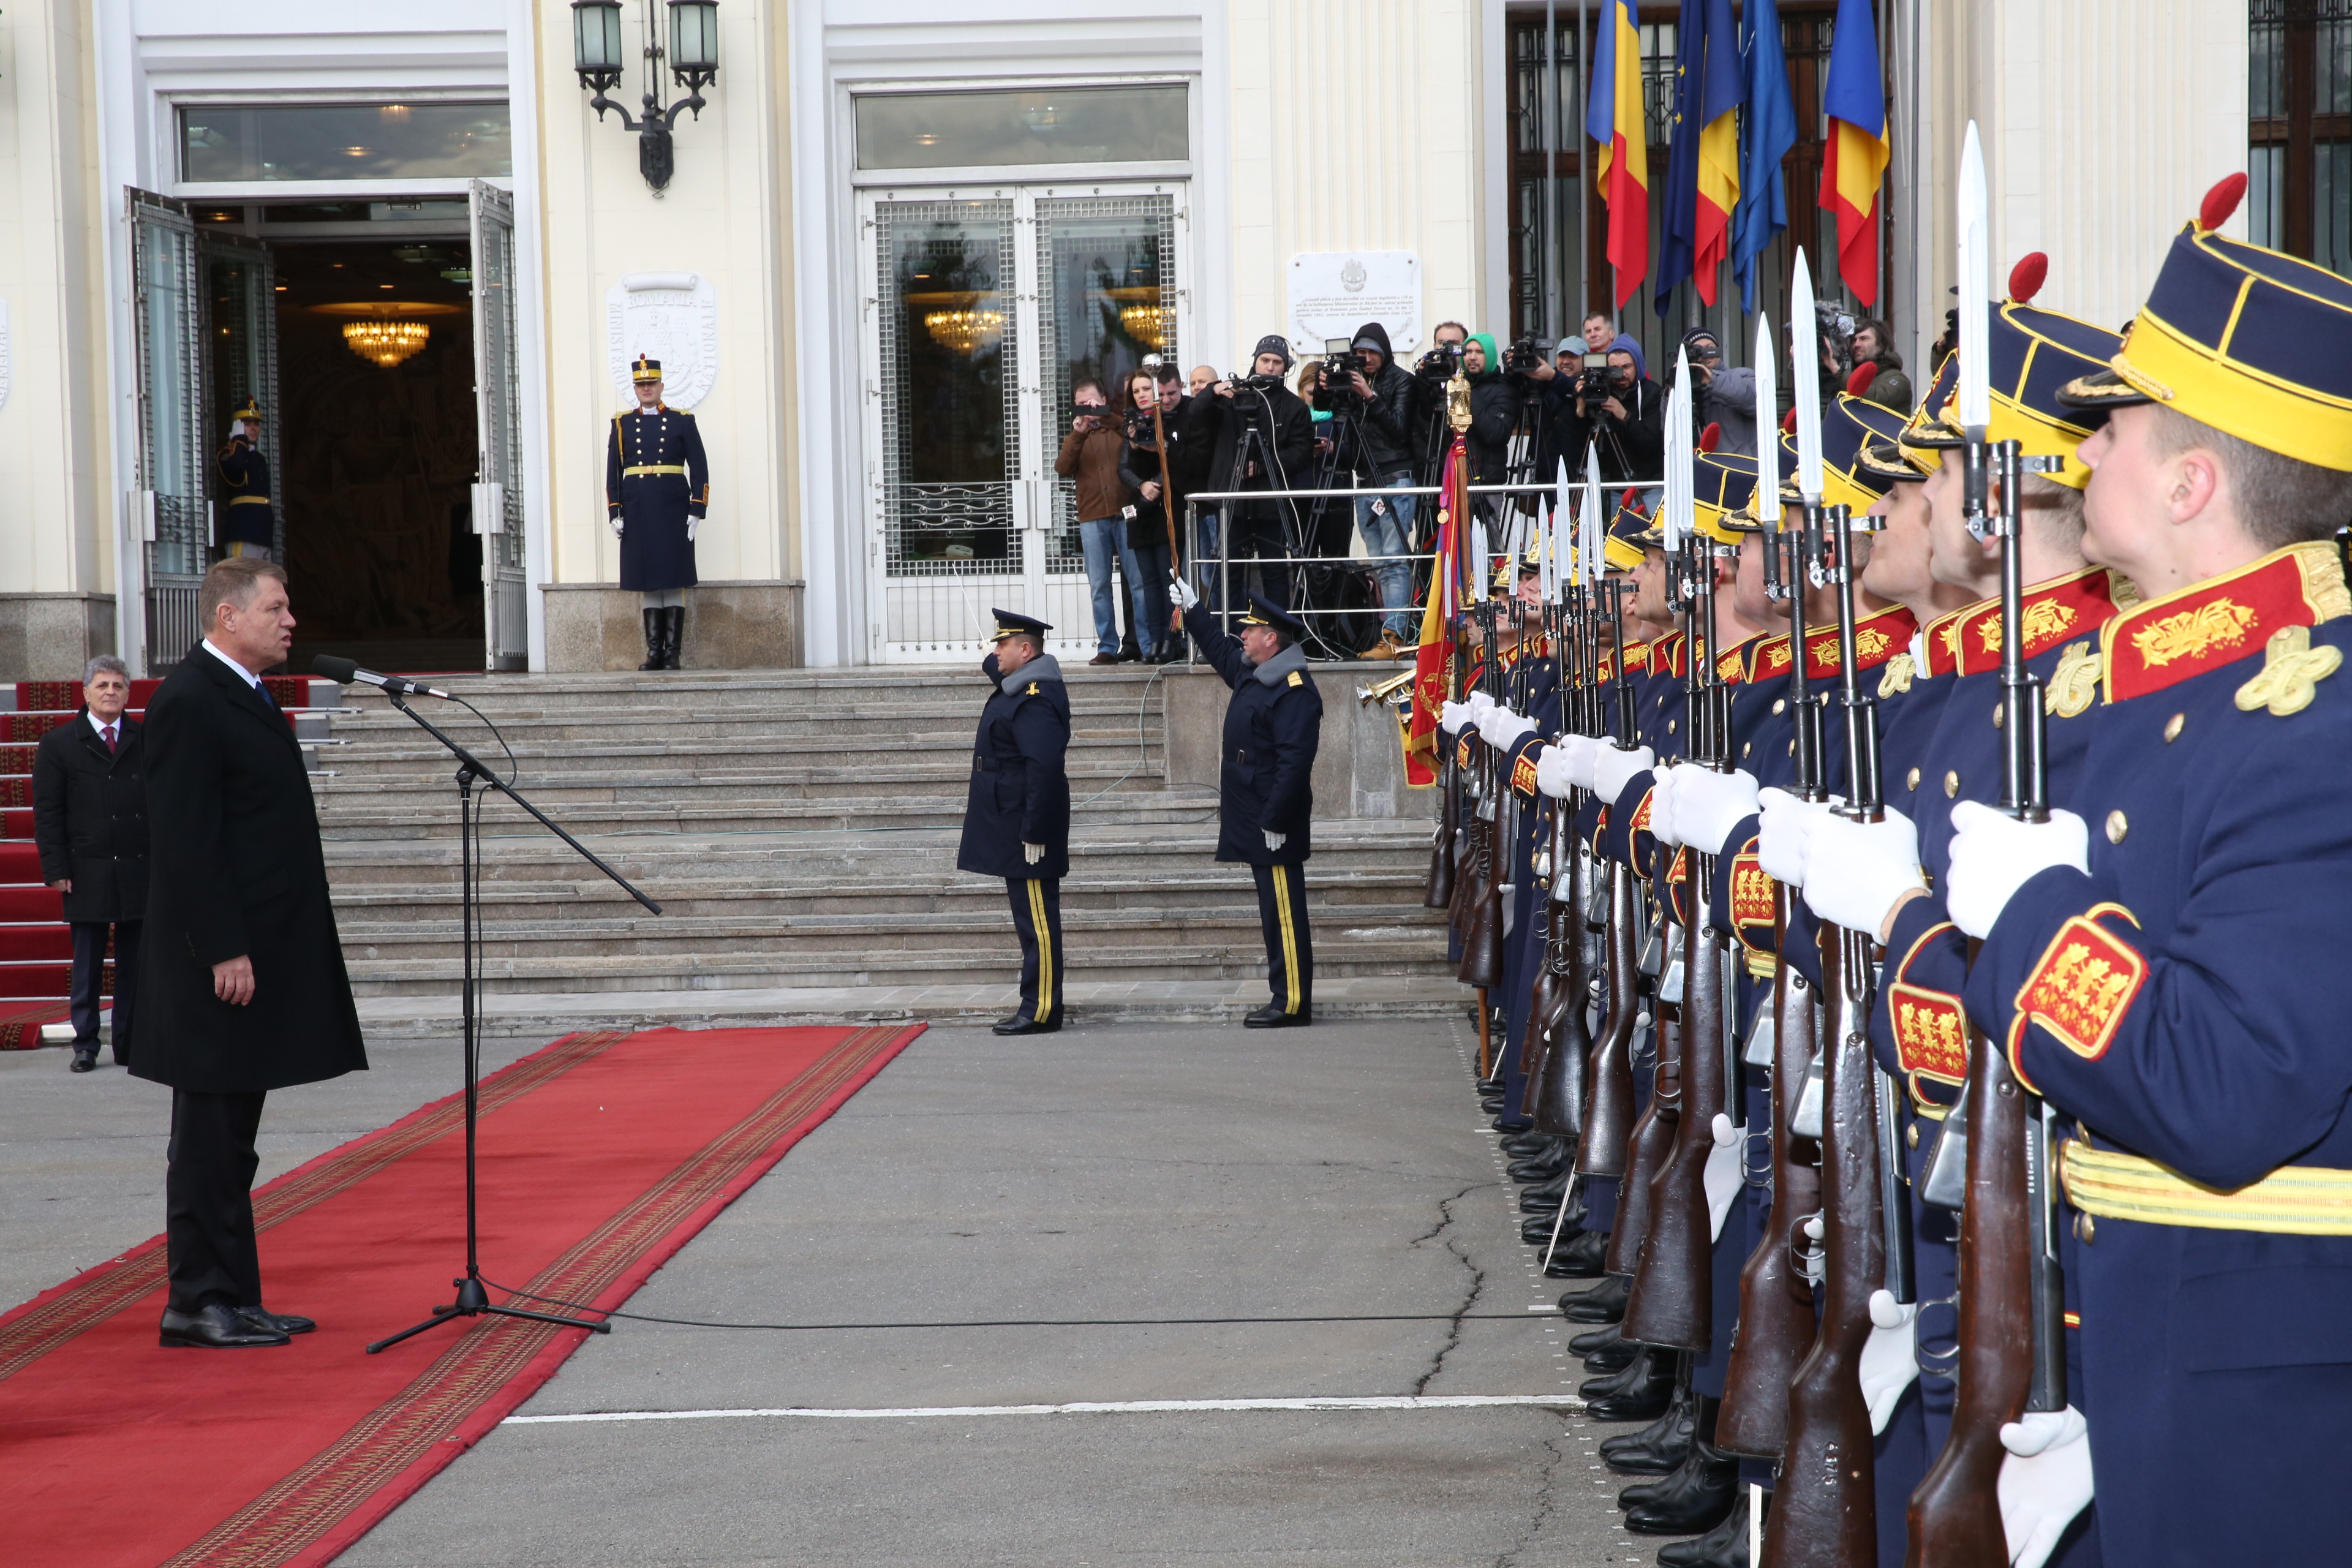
[{"x1": 1219, "y1": 372, "x2": 1281, "y2": 396}]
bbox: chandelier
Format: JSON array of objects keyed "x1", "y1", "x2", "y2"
[
  {"x1": 1118, "y1": 302, "x2": 1170, "y2": 349},
  {"x1": 344, "y1": 317, "x2": 431, "y2": 368},
  {"x1": 923, "y1": 307, "x2": 1005, "y2": 355}
]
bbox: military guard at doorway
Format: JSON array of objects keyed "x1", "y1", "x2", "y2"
[
  {"x1": 1171, "y1": 582, "x2": 1324, "y2": 1027},
  {"x1": 957, "y1": 611, "x2": 1072, "y2": 1036},
  {"x1": 216, "y1": 400, "x2": 275, "y2": 562},
  {"x1": 605, "y1": 356, "x2": 710, "y2": 671}
]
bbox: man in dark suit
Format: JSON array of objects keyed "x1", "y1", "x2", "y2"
[
  {"x1": 956, "y1": 611, "x2": 1071, "y2": 1036},
  {"x1": 1169, "y1": 586, "x2": 1324, "y2": 1027},
  {"x1": 32, "y1": 655, "x2": 148, "y2": 1073},
  {"x1": 134, "y1": 557, "x2": 368, "y2": 1349}
]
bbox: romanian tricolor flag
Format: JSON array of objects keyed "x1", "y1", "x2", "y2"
[
  {"x1": 1584, "y1": 0, "x2": 1649, "y2": 307},
  {"x1": 1818, "y1": 0, "x2": 1891, "y2": 307},
  {"x1": 1688, "y1": 0, "x2": 1745, "y2": 306},
  {"x1": 1404, "y1": 437, "x2": 1469, "y2": 788}
]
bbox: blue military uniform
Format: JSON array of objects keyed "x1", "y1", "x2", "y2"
[
  {"x1": 606, "y1": 356, "x2": 710, "y2": 671},
  {"x1": 1193, "y1": 594, "x2": 1323, "y2": 1025},
  {"x1": 958, "y1": 610, "x2": 1072, "y2": 1035},
  {"x1": 217, "y1": 398, "x2": 274, "y2": 556}
]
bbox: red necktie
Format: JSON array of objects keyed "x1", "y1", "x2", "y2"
[{"x1": 102, "y1": 725, "x2": 116, "y2": 754}]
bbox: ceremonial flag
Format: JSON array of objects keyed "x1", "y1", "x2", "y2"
[
  {"x1": 1731, "y1": 0, "x2": 1796, "y2": 314},
  {"x1": 1658, "y1": 0, "x2": 1745, "y2": 312},
  {"x1": 1404, "y1": 437, "x2": 1470, "y2": 787},
  {"x1": 1585, "y1": 0, "x2": 1649, "y2": 307},
  {"x1": 1818, "y1": 0, "x2": 1891, "y2": 307}
]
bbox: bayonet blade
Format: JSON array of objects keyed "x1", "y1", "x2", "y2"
[
  {"x1": 1665, "y1": 347, "x2": 1695, "y2": 551},
  {"x1": 1583, "y1": 447, "x2": 1605, "y2": 587},
  {"x1": 1753, "y1": 313, "x2": 1779, "y2": 524},
  {"x1": 1791, "y1": 255, "x2": 1825, "y2": 500},
  {"x1": 1958, "y1": 120, "x2": 1994, "y2": 432}
]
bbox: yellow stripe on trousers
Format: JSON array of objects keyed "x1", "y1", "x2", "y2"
[
  {"x1": 1026, "y1": 879, "x2": 1054, "y2": 1022},
  {"x1": 1272, "y1": 865, "x2": 1301, "y2": 1016}
]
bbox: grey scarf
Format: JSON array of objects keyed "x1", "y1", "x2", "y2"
[
  {"x1": 1003, "y1": 654, "x2": 1064, "y2": 695},
  {"x1": 1252, "y1": 643, "x2": 1310, "y2": 687}
]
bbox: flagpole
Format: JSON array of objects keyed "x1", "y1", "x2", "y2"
[
  {"x1": 1545, "y1": 0, "x2": 1561, "y2": 343},
  {"x1": 1576, "y1": 0, "x2": 1589, "y2": 323}
]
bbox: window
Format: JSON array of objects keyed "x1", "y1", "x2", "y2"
[
  {"x1": 2250, "y1": 0, "x2": 2352, "y2": 276},
  {"x1": 855, "y1": 86, "x2": 1188, "y2": 171},
  {"x1": 179, "y1": 103, "x2": 511, "y2": 183}
]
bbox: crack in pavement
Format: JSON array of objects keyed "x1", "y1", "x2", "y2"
[
  {"x1": 1408, "y1": 1185, "x2": 1490, "y2": 1397},
  {"x1": 1493, "y1": 1429, "x2": 1568, "y2": 1568}
]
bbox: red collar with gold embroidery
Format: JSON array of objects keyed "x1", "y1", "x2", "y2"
[
  {"x1": 1619, "y1": 638, "x2": 1650, "y2": 677},
  {"x1": 1799, "y1": 606, "x2": 1920, "y2": 680},
  {"x1": 1950, "y1": 568, "x2": 2125, "y2": 677},
  {"x1": 1752, "y1": 632, "x2": 1793, "y2": 680},
  {"x1": 1651, "y1": 632, "x2": 1687, "y2": 679},
  {"x1": 1713, "y1": 633, "x2": 1758, "y2": 687},
  {"x1": 2101, "y1": 541, "x2": 2350, "y2": 703},
  {"x1": 1923, "y1": 605, "x2": 1970, "y2": 678}
]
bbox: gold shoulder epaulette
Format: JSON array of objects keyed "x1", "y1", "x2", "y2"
[{"x1": 1287, "y1": 670, "x2": 1303, "y2": 687}]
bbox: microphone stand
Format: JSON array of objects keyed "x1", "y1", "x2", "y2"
[{"x1": 365, "y1": 691, "x2": 663, "y2": 1354}]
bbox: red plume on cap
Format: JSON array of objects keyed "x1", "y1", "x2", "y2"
[
  {"x1": 2008, "y1": 251, "x2": 2049, "y2": 305},
  {"x1": 1621, "y1": 487, "x2": 1640, "y2": 510},
  {"x1": 1845, "y1": 363, "x2": 1879, "y2": 397},
  {"x1": 1698, "y1": 421, "x2": 1722, "y2": 453},
  {"x1": 1782, "y1": 408, "x2": 1799, "y2": 434},
  {"x1": 2199, "y1": 173, "x2": 2248, "y2": 233}
]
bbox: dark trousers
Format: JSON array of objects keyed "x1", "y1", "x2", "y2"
[
  {"x1": 1005, "y1": 877, "x2": 1065, "y2": 1026},
  {"x1": 166, "y1": 1088, "x2": 268, "y2": 1311},
  {"x1": 69, "y1": 919, "x2": 140, "y2": 1063},
  {"x1": 1251, "y1": 862, "x2": 1313, "y2": 1016}
]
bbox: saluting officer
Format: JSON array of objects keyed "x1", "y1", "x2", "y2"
[
  {"x1": 217, "y1": 400, "x2": 275, "y2": 562},
  {"x1": 606, "y1": 356, "x2": 710, "y2": 672},
  {"x1": 1172, "y1": 584, "x2": 1324, "y2": 1028},
  {"x1": 957, "y1": 611, "x2": 1072, "y2": 1036}
]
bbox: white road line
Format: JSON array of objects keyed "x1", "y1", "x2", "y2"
[{"x1": 505, "y1": 1394, "x2": 1581, "y2": 1427}]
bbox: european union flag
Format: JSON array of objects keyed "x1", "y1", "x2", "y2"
[{"x1": 1732, "y1": 0, "x2": 1797, "y2": 315}]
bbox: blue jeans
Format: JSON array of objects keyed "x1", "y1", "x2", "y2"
[
  {"x1": 1080, "y1": 516, "x2": 1153, "y2": 655},
  {"x1": 1355, "y1": 469, "x2": 1419, "y2": 639}
]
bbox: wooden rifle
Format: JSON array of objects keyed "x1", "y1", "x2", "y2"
[
  {"x1": 1457, "y1": 597, "x2": 1507, "y2": 1074},
  {"x1": 1577, "y1": 575, "x2": 1644, "y2": 1182},
  {"x1": 1527, "y1": 582, "x2": 1593, "y2": 1139},
  {"x1": 1427, "y1": 639, "x2": 1463, "y2": 909}
]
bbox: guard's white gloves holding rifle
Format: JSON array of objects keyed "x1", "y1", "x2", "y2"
[
  {"x1": 1169, "y1": 575, "x2": 1200, "y2": 611},
  {"x1": 1589, "y1": 742, "x2": 1656, "y2": 808},
  {"x1": 1023, "y1": 842, "x2": 1045, "y2": 865},
  {"x1": 1998, "y1": 1406, "x2": 2094, "y2": 1568},
  {"x1": 1945, "y1": 801, "x2": 2090, "y2": 940},
  {"x1": 1675, "y1": 766, "x2": 1762, "y2": 861},
  {"x1": 1703, "y1": 1112, "x2": 1742, "y2": 1241},
  {"x1": 1439, "y1": 700, "x2": 1473, "y2": 737},
  {"x1": 1757, "y1": 787, "x2": 1842, "y2": 885},
  {"x1": 1536, "y1": 734, "x2": 1598, "y2": 799},
  {"x1": 1859, "y1": 1287, "x2": 1922, "y2": 1436},
  {"x1": 1800, "y1": 807, "x2": 1926, "y2": 938},
  {"x1": 1465, "y1": 690, "x2": 1499, "y2": 729},
  {"x1": 1477, "y1": 706, "x2": 1537, "y2": 752}
]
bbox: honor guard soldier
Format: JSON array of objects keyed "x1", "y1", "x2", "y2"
[
  {"x1": 1171, "y1": 584, "x2": 1324, "y2": 1027},
  {"x1": 606, "y1": 356, "x2": 710, "y2": 671},
  {"x1": 957, "y1": 611, "x2": 1071, "y2": 1036},
  {"x1": 217, "y1": 400, "x2": 275, "y2": 562}
]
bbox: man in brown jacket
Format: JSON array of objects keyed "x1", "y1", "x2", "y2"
[{"x1": 1056, "y1": 377, "x2": 1150, "y2": 665}]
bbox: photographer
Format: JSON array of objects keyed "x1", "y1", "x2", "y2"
[
  {"x1": 1055, "y1": 378, "x2": 1149, "y2": 666},
  {"x1": 1848, "y1": 317, "x2": 1914, "y2": 413},
  {"x1": 1408, "y1": 320, "x2": 1472, "y2": 481},
  {"x1": 1676, "y1": 327, "x2": 1760, "y2": 456},
  {"x1": 1460, "y1": 335, "x2": 1526, "y2": 489},
  {"x1": 1556, "y1": 333, "x2": 1664, "y2": 494},
  {"x1": 1117, "y1": 368, "x2": 1178, "y2": 662},
  {"x1": 1322, "y1": 321, "x2": 1421, "y2": 657},
  {"x1": 1185, "y1": 336, "x2": 1313, "y2": 611}
]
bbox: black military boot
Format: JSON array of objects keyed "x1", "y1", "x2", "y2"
[
  {"x1": 1508, "y1": 1144, "x2": 1570, "y2": 1183},
  {"x1": 1579, "y1": 1324, "x2": 1640, "y2": 1374},
  {"x1": 1500, "y1": 1130, "x2": 1557, "y2": 1159},
  {"x1": 1604, "y1": 1379, "x2": 1697, "y2": 1476},
  {"x1": 1519, "y1": 1170, "x2": 1572, "y2": 1213},
  {"x1": 1560, "y1": 1272, "x2": 1630, "y2": 1323},
  {"x1": 1657, "y1": 1485, "x2": 1752, "y2": 1567},
  {"x1": 1580, "y1": 1344, "x2": 1676, "y2": 1420},
  {"x1": 1547, "y1": 1228, "x2": 1610, "y2": 1277},
  {"x1": 638, "y1": 608, "x2": 664, "y2": 671},
  {"x1": 660, "y1": 605, "x2": 685, "y2": 669},
  {"x1": 1621, "y1": 1434, "x2": 1737, "y2": 1535}
]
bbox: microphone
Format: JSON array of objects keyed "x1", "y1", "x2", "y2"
[{"x1": 311, "y1": 655, "x2": 456, "y2": 701}]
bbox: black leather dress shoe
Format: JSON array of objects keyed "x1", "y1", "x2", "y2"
[
  {"x1": 993, "y1": 1016, "x2": 1061, "y2": 1036},
  {"x1": 1242, "y1": 1004, "x2": 1310, "y2": 1028},
  {"x1": 1546, "y1": 1227, "x2": 1610, "y2": 1278},
  {"x1": 1499, "y1": 1130, "x2": 1556, "y2": 1158},
  {"x1": 1582, "y1": 1334, "x2": 1639, "y2": 1374},
  {"x1": 1518, "y1": 1172, "x2": 1571, "y2": 1213},
  {"x1": 1559, "y1": 1272, "x2": 1630, "y2": 1323},
  {"x1": 1580, "y1": 1344, "x2": 1677, "y2": 1420},
  {"x1": 236, "y1": 1305, "x2": 316, "y2": 1336},
  {"x1": 1657, "y1": 1485, "x2": 1752, "y2": 1567},
  {"x1": 160, "y1": 1302, "x2": 289, "y2": 1349},
  {"x1": 1605, "y1": 1384, "x2": 1697, "y2": 1476},
  {"x1": 1508, "y1": 1152, "x2": 1569, "y2": 1183},
  {"x1": 1622, "y1": 1437, "x2": 1737, "y2": 1534},
  {"x1": 69, "y1": 1047, "x2": 98, "y2": 1073},
  {"x1": 1570, "y1": 1320, "x2": 1625, "y2": 1356}
]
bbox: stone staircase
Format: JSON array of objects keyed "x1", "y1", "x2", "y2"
[{"x1": 316, "y1": 666, "x2": 1458, "y2": 1035}]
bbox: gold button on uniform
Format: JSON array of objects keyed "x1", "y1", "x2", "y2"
[
  {"x1": 1944, "y1": 771, "x2": 1960, "y2": 797},
  {"x1": 1906, "y1": 766, "x2": 1921, "y2": 791},
  {"x1": 2164, "y1": 712, "x2": 2185, "y2": 742},
  {"x1": 1905, "y1": 1121, "x2": 1920, "y2": 1149},
  {"x1": 1773, "y1": 698, "x2": 1787, "y2": 714},
  {"x1": 1992, "y1": 703, "x2": 2004, "y2": 729},
  {"x1": 1742, "y1": 742, "x2": 1753, "y2": 758},
  {"x1": 2076, "y1": 1212, "x2": 2097, "y2": 1245},
  {"x1": 2106, "y1": 810, "x2": 2128, "y2": 843},
  {"x1": 1667, "y1": 718, "x2": 1678, "y2": 733}
]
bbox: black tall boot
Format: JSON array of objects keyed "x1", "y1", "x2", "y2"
[
  {"x1": 638, "y1": 608, "x2": 664, "y2": 671},
  {"x1": 1616, "y1": 1392, "x2": 1716, "y2": 1490},
  {"x1": 661, "y1": 604, "x2": 685, "y2": 669},
  {"x1": 1603, "y1": 1362, "x2": 1696, "y2": 1474},
  {"x1": 1657, "y1": 1485, "x2": 1752, "y2": 1567},
  {"x1": 1580, "y1": 1343, "x2": 1676, "y2": 1419},
  {"x1": 1621, "y1": 1385, "x2": 1738, "y2": 1536},
  {"x1": 1560, "y1": 1272, "x2": 1630, "y2": 1323},
  {"x1": 1546, "y1": 1227, "x2": 1608, "y2": 1277},
  {"x1": 1520, "y1": 1169, "x2": 1573, "y2": 1212}
]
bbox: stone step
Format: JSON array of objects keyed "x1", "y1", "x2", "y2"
[
  {"x1": 316, "y1": 790, "x2": 1226, "y2": 840},
  {"x1": 329, "y1": 665, "x2": 1185, "y2": 716},
  {"x1": 315, "y1": 762, "x2": 1180, "y2": 812}
]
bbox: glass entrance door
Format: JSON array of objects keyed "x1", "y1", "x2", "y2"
[
  {"x1": 128, "y1": 190, "x2": 208, "y2": 672},
  {"x1": 470, "y1": 179, "x2": 528, "y2": 671},
  {"x1": 862, "y1": 185, "x2": 1185, "y2": 663}
]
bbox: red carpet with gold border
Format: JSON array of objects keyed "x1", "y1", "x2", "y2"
[{"x1": 0, "y1": 1022, "x2": 924, "y2": 1566}]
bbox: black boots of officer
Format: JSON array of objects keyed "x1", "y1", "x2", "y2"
[{"x1": 639, "y1": 606, "x2": 686, "y2": 671}]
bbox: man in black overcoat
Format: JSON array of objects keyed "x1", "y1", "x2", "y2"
[
  {"x1": 606, "y1": 356, "x2": 711, "y2": 671},
  {"x1": 134, "y1": 558, "x2": 368, "y2": 1349},
  {"x1": 1169, "y1": 586, "x2": 1324, "y2": 1027},
  {"x1": 1182, "y1": 337, "x2": 1314, "y2": 609},
  {"x1": 957, "y1": 611, "x2": 1072, "y2": 1036},
  {"x1": 32, "y1": 655, "x2": 148, "y2": 1073}
]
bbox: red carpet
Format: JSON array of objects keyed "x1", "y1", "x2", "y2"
[{"x1": 0, "y1": 1021, "x2": 922, "y2": 1566}]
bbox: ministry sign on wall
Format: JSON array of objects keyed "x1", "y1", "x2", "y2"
[
  {"x1": 605, "y1": 272, "x2": 720, "y2": 409},
  {"x1": 1286, "y1": 251, "x2": 1420, "y2": 357}
]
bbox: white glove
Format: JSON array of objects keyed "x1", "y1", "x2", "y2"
[
  {"x1": 1591, "y1": 742, "x2": 1656, "y2": 808},
  {"x1": 1757, "y1": 787, "x2": 1842, "y2": 884},
  {"x1": 1534, "y1": 745, "x2": 1577, "y2": 799},
  {"x1": 1169, "y1": 575, "x2": 1200, "y2": 610},
  {"x1": 608, "y1": 513, "x2": 624, "y2": 538},
  {"x1": 1264, "y1": 830, "x2": 1286, "y2": 851},
  {"x1": 1860, "y1": 1289, "x2": 1921, "y2": 1436},
  {"x1": 1023, "y1": 842, "x2": 1045, "y2": 865},
  {"x1": 1555, "y1": 733, "x2": 1602, "y2": 791},
  {"x1": 1946, "y1": 801, "x2": 2091, "y2": 941},
  {"x1": 687, "y1": 516, "x2": 699, "y2": 542},
  {"x1": 1998, "y1": 1406, "x2": 2094, "y2": 1568},
  {"x1": 1703, "y1": 1112, "x2": 1742, "y2": 1242},
  {"x1": 1676, "y1": 767, "x2": 1762, "y2": 861},
  {"x1": 1439, "y1": 700, "x2": 1472, "y2": 736},
  {"x1": 1800, "y1": 807, "x2": 1926, "y2": 937},
  {"x1": 1479, "y1": 706, "x2": 1537, "y2": 752},
  {"x1": 1648, "y1": 763, "x2": 1692, "y2": 848},
  {"x1": 1466, "y1": 690, "x2": 1499, "y2": 727}
]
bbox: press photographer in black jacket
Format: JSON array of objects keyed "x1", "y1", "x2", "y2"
[
  {"x1": 1181, "y1": 336, "x2": 1314, "y2": 609},
  {"x1": 1556, "y1": 332, "x2": 1665, "y2": 491},
  {"x1": 1322, "y1": 322, "x2": 1421, "y2": 652}
]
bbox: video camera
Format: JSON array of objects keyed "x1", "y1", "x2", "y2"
[
  {"x1": 1573, "y1": 352, "x2": 1626, "y2": 409},
  {"x1": 1415, "y1": 341, "x2": 1465, "y2": 381},
  {"x1": 1503, "y1": 336, "x2": 1547, "y2": 376}
]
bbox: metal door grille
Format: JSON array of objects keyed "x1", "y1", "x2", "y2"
[
  {"x1": 471, "y1": 180, "x2": 528, "y2": 669},
  {"x1": 129, "y1": 189, "x2": 206, "y2": 671}
]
